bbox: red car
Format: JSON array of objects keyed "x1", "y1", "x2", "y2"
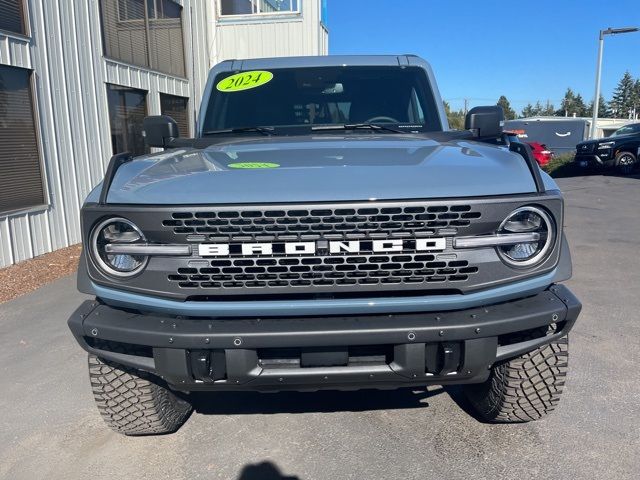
[
  {"x1": 527, "y1": 141, "x2": 554, "y2": 167},
  {"x1": 503, "y1": 131, "x2": 553, "y2": 167}
]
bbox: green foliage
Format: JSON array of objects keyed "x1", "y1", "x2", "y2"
[
  {"x1": 521, "y1": 100, "x2": 555, "y2": 118},
  {"x1": 497, "y1": 95, "x2": 516, "y2": 120},
  {"x1": 517, "y1": 70, "x2": 640, "y2": 119},
  {"x1": 554, "y1": 88, "x2": 588, "y2": 117},
  {"x1": 540, "y1": 100, "x2": 556, "y2": 116},
  {"x1": 610, "y1": 71, "x2": 637, "y2": 118},
  {"x1": 456, "y1": 72, "x2": 639, "y2": 122},
  {"x1": 443, "y1": 101, "x2": 466, "y2": 130},
  {"x1": 586, "y1": 95, "x2": 611, "y2": 118},
  {"x1": 542, "y1": 153, "x2": 578, "y2": 178}
]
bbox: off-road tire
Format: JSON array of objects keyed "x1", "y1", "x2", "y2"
[
  {"x1": 463, "y1": 334, "x2": 569, "y2": 423},
  {"x1": 88, "y1": 354, "x2": 192, "y2": 436},
  {"x1": 615, "y1": 151, "x2": 636, "y2": 175}
]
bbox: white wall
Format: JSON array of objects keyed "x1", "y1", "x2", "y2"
[{"x1": 210, "y1": 0, "x2": 328, "y2": 64}]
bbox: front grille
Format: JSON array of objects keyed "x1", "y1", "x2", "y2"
[
  {"x1": 168, "y1": 253, "x2": 479, "y2": 290},
  {"x1": 83, "y1": 194, "x2": 564, "y2": 300},
  {"x1": 162, "y1": 204, "x2": 481, "y2": 241},
  {"x1": 579, "y1": 143, "x2": 595, "y2": 154},
  {"x1": 160, "y1": 203, "x2": 482, "y2": 293}
]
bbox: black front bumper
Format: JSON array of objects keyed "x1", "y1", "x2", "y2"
[
  {"x1": 68, "y1": 285, "x2": 581, "y2": 392},
  {"x1": 575, "y1": 153, "x2": 614, "y2": 168}
]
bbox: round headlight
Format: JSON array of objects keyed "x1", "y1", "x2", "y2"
[
  {"x1": 497, "y1": 206, "x2": 555, "y2": 267},
  {"x1": 90, "y1": 218, "x2": 147, "y2": 277}
]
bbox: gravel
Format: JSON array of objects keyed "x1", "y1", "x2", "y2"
[{"x1": 0, "y1": 244, "x2": 81, "y2": 304}]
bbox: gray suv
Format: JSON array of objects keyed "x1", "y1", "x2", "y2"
[{"x1": 68, "y1": 55, "x2": 581, "y2": 435}]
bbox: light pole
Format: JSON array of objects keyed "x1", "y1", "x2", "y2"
[{"x1": 590, "y1": 27, "x2": 639, "y2": 139}]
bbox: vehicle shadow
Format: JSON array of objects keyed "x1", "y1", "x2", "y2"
[
  {"x1": 190, "y1": 386, "x2": 444, "y2": 416},
  {"x1": 443, "y1": 385, "x2": 487, "y2": 422},
  {"x1": 550, "y1": 161, "x2": 640, "y2": 180},
  {"x1": 236, "y1": 461, "x2": 300, "y2": 480}
]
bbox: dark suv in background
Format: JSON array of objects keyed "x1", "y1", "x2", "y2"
[{"x1": 575, "y1": 123, "x2": 640, "y2": 174}]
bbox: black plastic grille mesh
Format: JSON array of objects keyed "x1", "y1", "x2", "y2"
[
  {"x1": 168, "y1": 254, "x2": 479, "y2": 290},
  {"x1": 578, "y1": 143, "x2": 595, "y2": 154},
  {"x1": 162, "y1": 205, "x2": 481, "y2": 241},
  {"x1": 161, "y1": 204, "x2": 483, "y2": 292}
]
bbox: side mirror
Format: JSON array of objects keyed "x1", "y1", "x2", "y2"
[
  {"x1": 465, "y1": 106, "x2": 504, "y2": 139},
  {"x1": 142, "y1": 115, "x2": 179, "y2": 148}
]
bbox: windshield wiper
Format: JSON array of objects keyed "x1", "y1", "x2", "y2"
[
  {"x1": 202, "y1": 126, "x2": 275, "y2": 136},
  {"x1": 311, "y1": 123, "x2": 405, "y2": 134}
]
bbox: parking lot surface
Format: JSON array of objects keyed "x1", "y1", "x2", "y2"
[{"x1": 1, "y1": 175, "x2": 639, "y2": 480}]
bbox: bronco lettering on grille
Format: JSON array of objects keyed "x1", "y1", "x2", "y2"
[{"x1": 198, "y1": 238, "x2": 447, "y2": 257}]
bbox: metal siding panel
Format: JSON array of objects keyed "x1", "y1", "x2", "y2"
[
  {"x1": 75, "y1": 0, "x2": 108, "y2": 188},
  {"x1": 122, "y1": 64, "x2": 132, "y2": 88},
  {"x1": 137, "y1": 68, "x2": 147, "y2": 90},
  {"x1": 11, "y1": 36, "x2": 30, "y2": 67},
  {"x1": 28, "y1": 210, "x2": 50, "y2": 257},
  {"x1": 43, "y1": 0, "x2": 82, "y2": 246},
  {"x1": 150, "y1": 75, "x2": 161, "y2": 115},
  {"x1": 29, "y1": 0, "x2": 70, "y2": 253},
  {"x1": 105, "y1": 61, "x2": 118, "y2": 83},
  {"x1": 0, "y1": 33, "x2": 31, "y2": 67},
  {"x1": 0, "y1": 218, "x2": 14, "y2": 267},
  {"x1": 0, "y1": 35, "x2": 8, "y2": 64},
  {"x1": 9, "y1": 216, "x2": 32, "y2": 262},
  {"x1": 60, "y1": 0, "x2": 92, "y2": 220},
  {"x1": 157, "y1": 73, "x2": 166, "y2": 95},
  {"x1": 87, "y1": 0, "x2": 114, "y2": 175},
  {"x1": 216, "y1": 16, "x2": 319, "y2": 61},
  {"x1": 268, "y1": 22, "x2": 277, "y2": 57}
]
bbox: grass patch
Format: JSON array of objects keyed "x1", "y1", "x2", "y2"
[{"x1": 543, "y1": 153, "x2": 579, "y2": 178}]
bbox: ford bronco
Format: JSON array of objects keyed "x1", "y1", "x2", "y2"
[{"x1": 68, "y1": 55, "x2": 581, "y2": 435}]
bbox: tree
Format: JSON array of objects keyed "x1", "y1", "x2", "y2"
[
  {"x1": 541, "y1": 100, "x2": 556, "y2": 116},
  {"x1": 443, "y1": 101, "x2": 465, "y2": 130},
  {"x1": 634, "y1": 79, "x2": 640, "y2": 119},
  {"x1": 497, "y1": 95, "x2": 516, "y2": 120},
  {"x1": 573, "y1": 94, "x2": 588, "y2": 117},
  {"x1": 610, "y1": 71, "x2": 636, "y2": 119},
  {"x1": 521, "y1": 103, "x2": 537, "y2": 118},
  {"x1": 586, "y1": 95, "x2": 610, "y2": 119},
  {"x1": 556, "y1": 88, "x2": 586, "y2": 117}
]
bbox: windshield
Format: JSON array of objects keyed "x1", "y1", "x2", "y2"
[
  {"x1": 202, "y1": 66, "x2": 442, "y2": 134},
  {"x1": 611, "y1": 123, "x2": 640, "y2": 136}
]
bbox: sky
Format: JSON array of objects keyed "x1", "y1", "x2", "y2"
[{"x1": 326, "y1": 0, "x2": 640, "y2": 113}]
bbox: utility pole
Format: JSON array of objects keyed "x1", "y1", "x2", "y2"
[
  {"x1": 590, "y1": 27, "x2": 639, "y2": 139},
  {"x1": 463, "y1": 98, "x2": 469, "y2": 116}
]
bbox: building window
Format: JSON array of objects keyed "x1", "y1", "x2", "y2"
[
  {"x1": 0, "y1": 0, "x2": 27, "y2": 35},
  {"x1": 160, "y1": 93, "x2": 190, "y2": 137},
  {"x1": 100, "y1": 0, "x2": 186, "y2": 77},
  {"x1": 117, "y1": 0, "x2": 145, "y2": 21},
  {"x1": 0, "y1": 65, "x2": 45, "y2": 214},
  {"x1": 106, "y1": 84, "x2": 148, "y2": 157},
  {"x1": 219, "y1": 0, "x2": 299, "y2": 16}
]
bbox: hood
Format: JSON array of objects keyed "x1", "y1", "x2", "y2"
[
  {"x1": 579, "y1": 133, "x2": 634, "y2": 146},
  {"x1": 104, "y1": 135, "x2": 538, "y2": 204}
]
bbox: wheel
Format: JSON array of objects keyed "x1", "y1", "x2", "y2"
[
  {"x1": 88, "y1": 354, "x2": 192, "y2": 436},
  {"x1": 615, "y1": 151, "x2": 636, "y2": 175},
  {"x1": 463, "y1": 334, "x2": 569, "y2": 423},
  {"x1": 364, "y1": 115, "x2": 400, "y2": 124}
]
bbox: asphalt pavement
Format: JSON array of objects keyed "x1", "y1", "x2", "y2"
[{"x1": 1, "y1": 174, "x2": 639, "y2": 480}]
